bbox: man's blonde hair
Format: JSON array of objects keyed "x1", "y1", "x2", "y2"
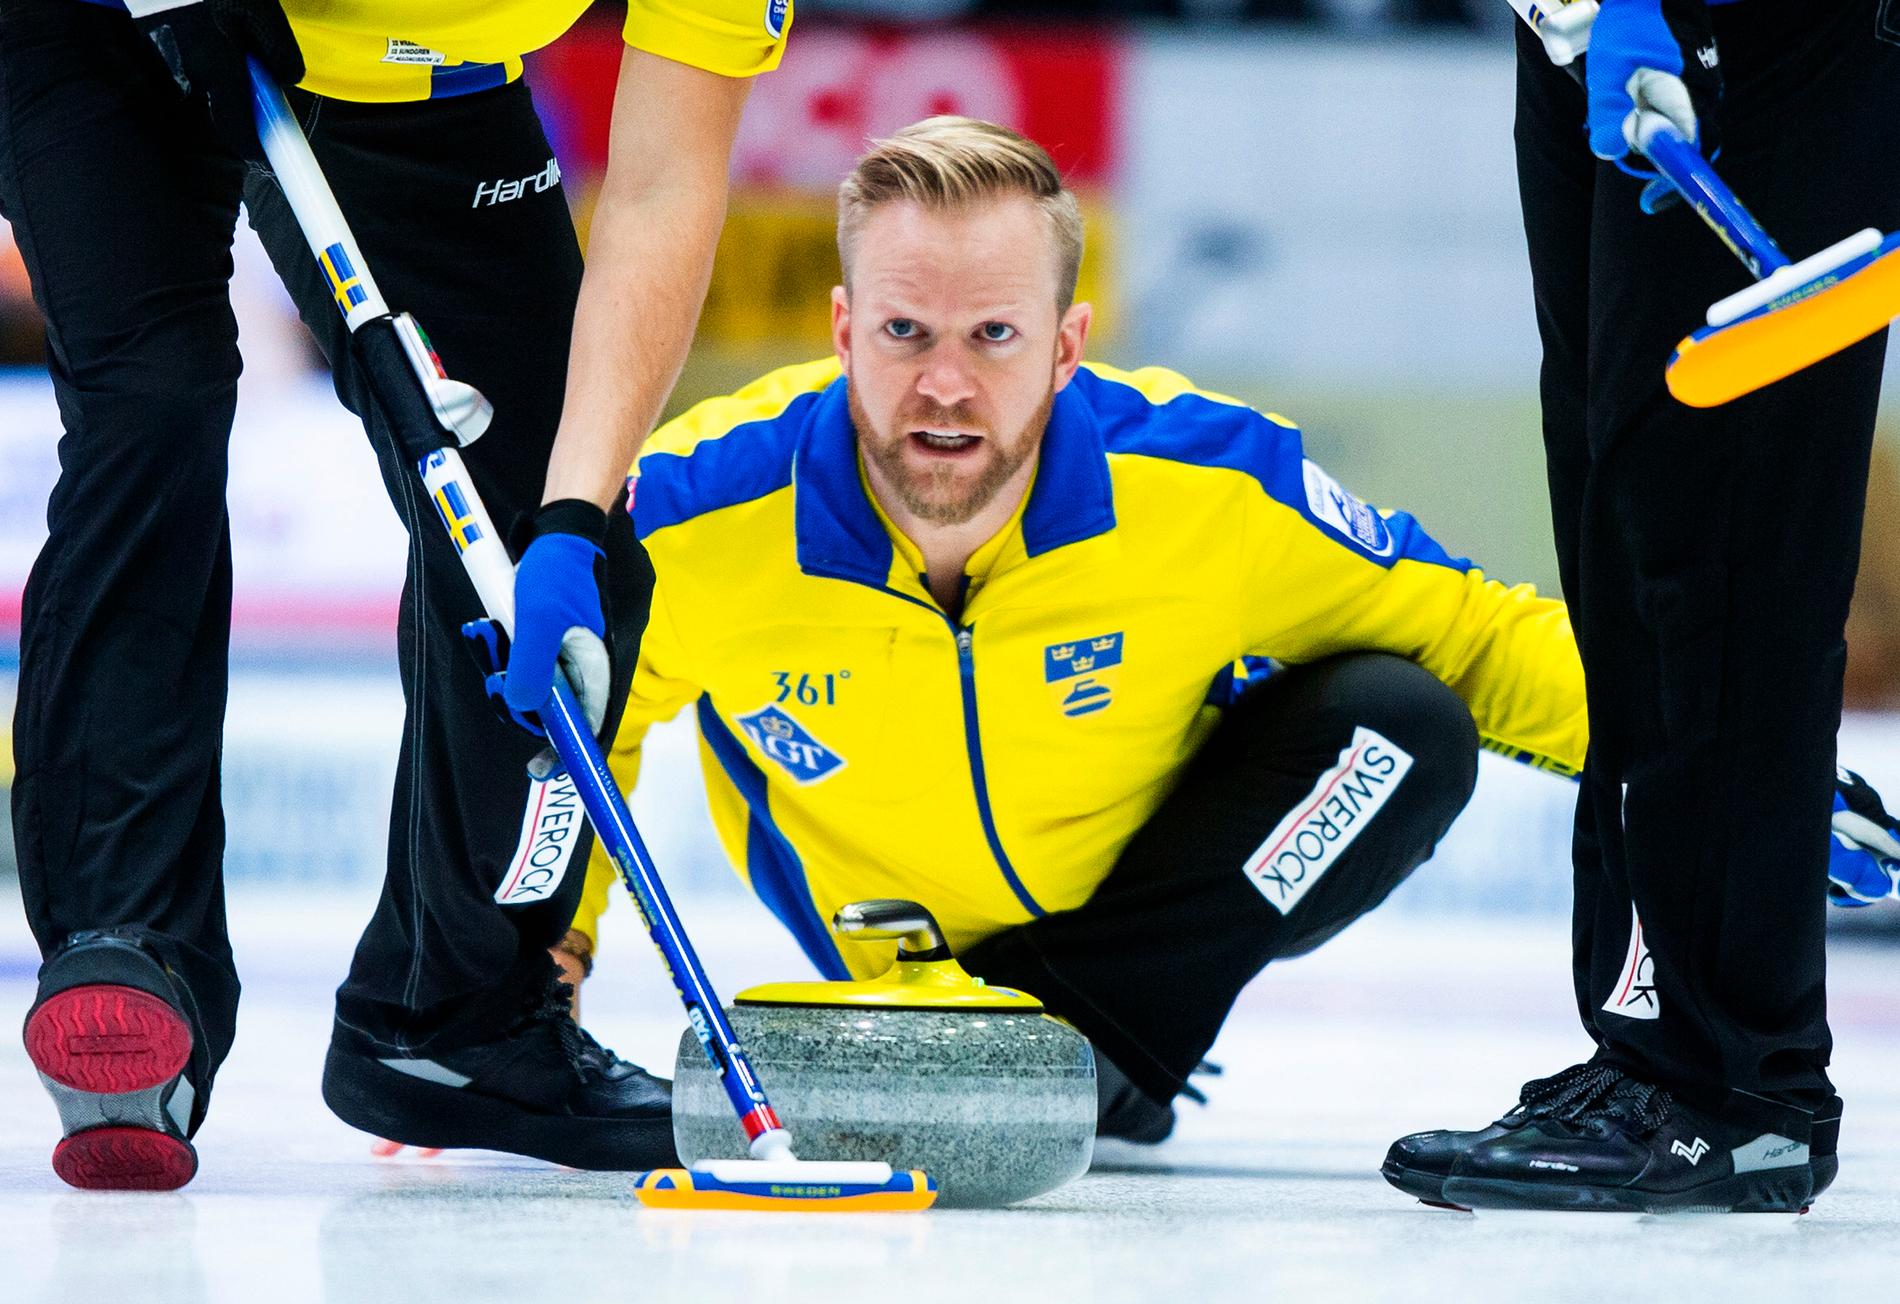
[{"x1": 837, "y1": 116, "x2": 1085, "y2": 311}]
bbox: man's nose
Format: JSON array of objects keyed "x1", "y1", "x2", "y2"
[{"x1": 914, "y1": 346, "x2": 978, "y2": 410}]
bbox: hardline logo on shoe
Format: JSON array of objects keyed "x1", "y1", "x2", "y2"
[
  {"x1": 494, "y1": 771, "x2": 584, "y2": 906},
  {"x1": 1732, "y1": 1134, "x2": 1809, "y2": 1174},
  {"x1": 1528, "y1": 1159, "x2": 1579, "y2": 1172},
  {"x1": 1671, "y1": 1137, "x2": 1710, "y2": 1165},
  {"x1": 1602, "y1": 902, "x2": 1660, "y2": 1020},
  {"x1": 1241, "y1": 726, "x2": 1412, "y2": 914}
]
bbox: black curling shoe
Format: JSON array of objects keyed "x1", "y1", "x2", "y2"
[
  {"x1": 323, "y1": 971, "x2": 677, "y2": 1171},
  {"x1": 1810, "y1": 1097, "x2": 1842, "y2": 1200},
  {"x1": 1440, "y1": 1068, "x2": 1815, "y2": 1213},
  {"x1": 1096, "y1": 1054, "x2": 1175, "y2": 1145},
  {"x1": 1382, "y1": 1062, "x2": 1614, "y2": 1206},
  {"x1": 24, "y1": 931, "x2": 209, "y2": 1190},
  {"x1": 1095, "y1": 1056, "x2": 1224, "y2": 1146}
]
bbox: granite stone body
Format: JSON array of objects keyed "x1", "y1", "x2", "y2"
[{"x1": 672, "y1": 1004, "x2": 1097, "y2": 1208}]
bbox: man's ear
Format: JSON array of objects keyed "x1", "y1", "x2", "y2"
[
  {"x1": 1053, "y1": 301, "x2": 1093, "y2": 392},
  {"x1": 831, "y1": 285, "x2": 851, "y2": 371}
]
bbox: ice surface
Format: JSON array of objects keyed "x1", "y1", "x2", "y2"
[{"x1": 3, "y1": 881, "x2": 1897, "y2": 1304}]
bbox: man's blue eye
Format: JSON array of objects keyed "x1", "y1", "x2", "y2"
[
  {"x1": 981, "y1": 323, "x2": 1016, "y2": 342},
  {"x1": 887, "y1": 320, "x2": 916, "y2": 339}
]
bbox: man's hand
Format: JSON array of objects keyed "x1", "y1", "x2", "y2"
[
  {"x1": 1584, "y1": 0, "x2": 1721, "y2": 167},
  {"x1": 125, "y1": 1, "x2": 304, "y2": 159},
  {"x1": 1830, "y1": 768, "x2": 1900, "y2": 907},
  {"x1": 502, "y1": 500, "x2": 613, "y2": 738}
]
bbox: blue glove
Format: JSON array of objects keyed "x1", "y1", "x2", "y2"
[
  {"x1": 1638, "y1": 177, "x2": 1681, "y2": 216},
  {"x1": 1829, "y1": 768, "x2": 1900, "y2": 907},
  {"x1": 461, "y1": 618, "x2": 535, "y2": 736},
  {"x1": 498, "y1": 500, "x2": 612, "y2": 739},
  {"x1": 1583, "y1": 0, "x2": 1721, "y2": 169}
]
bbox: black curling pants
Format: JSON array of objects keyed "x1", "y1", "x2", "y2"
[
  {"x1": 1, "y1": 0, "x2": 646, "y2": 1089},
  {"x1": 1515, "y1": 0, "x2": 1900, "y2": 1139},
  {"x1": 965, "y1": 653, "x2": 1481, "y2": 1105}
]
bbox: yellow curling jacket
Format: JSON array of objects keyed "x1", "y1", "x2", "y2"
[
  {"x1": 279, "y1": 0, "x2": 791, "y2": 102},
  {"x1": 587, "y1": 358, "x2": 1584, "y2": 978}
]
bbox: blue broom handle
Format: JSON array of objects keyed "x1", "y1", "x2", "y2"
[
  {"x1": 537, "y1": 675, "x2": 789, "y2": 1152},
  {"x1": 1633, "y1": 112, "x2": 1791, "y2": 280}
]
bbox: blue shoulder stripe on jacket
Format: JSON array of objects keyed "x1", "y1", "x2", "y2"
[
  {"x1": 1072, "y1": 368, "x2": 1472, "y2": 574},
  {"x1": 631, "y1": 389, "x2": 819, "y2": 541}
]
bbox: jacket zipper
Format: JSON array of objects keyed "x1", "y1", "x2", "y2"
[
  {"x1": 954, "y1": 624, "x2": 1046, "y2": 919},
  {"x1": 870, "y1": 585, "x2": 1047, "y2": 920}
]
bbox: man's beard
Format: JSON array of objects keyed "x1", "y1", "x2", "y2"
[{"x1": 849, "y1": 383, "x2": 1053, "y2": 527}]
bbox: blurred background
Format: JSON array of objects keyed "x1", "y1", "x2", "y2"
[{"x1": 5, "y1": 0, "x2": 1900, "y2": 940}]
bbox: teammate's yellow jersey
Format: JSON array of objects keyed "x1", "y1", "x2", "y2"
[
  {"x1": 577, "y1": 358, "x2": 1585, "y2": 977},
  {"x1": 280, "y1": 0, "x2": 791, "y2": 102}
]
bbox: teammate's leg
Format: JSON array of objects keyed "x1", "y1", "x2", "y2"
[
  {"x1": 1431, "y1": 0, "x2": 1898, "y2": 1213},
  {"x1": 1382, "y1": 11, "x2": 1626, "y2": 1205},
  {"x1": 1509, "y1": 13, "x2": 1622, "y2": 1055},
  {"x1": 243, "y1": 82, "x2": 666, "y2": 1167},
  {"x1": 1573, "y1": 0, "x2": 1893, "y2": 1138},
  {"x1": 963, "y1": 653, "x2": 1479, "y2": 1126},
  {"x1": 1, "y1": 0, "x2": 245, "y2": 1188}
]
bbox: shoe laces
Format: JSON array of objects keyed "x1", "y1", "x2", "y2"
[
  {"x1": 1588, "y1": 1074, "x2": 1674, "y2": 1135},
  {"x1": 1179, "y1": 1058, "x2": 1222, "y2": 1106},
  {"x1": 1516, "y1": 1064, "x2": 1675, "y2": 1134},
  {"x1": 525, "y1": 973, "x2": 613, "y2": 1084},
  {"x1": 1509, "y1": 1063, "x2": 1622, "y2": 1121}
]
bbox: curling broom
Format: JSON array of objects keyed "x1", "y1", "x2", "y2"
[
  {"x1": 1633, "y1": 113, "x2": 1900, "y2": 409},
  {"x1": 1509, "y1": 0, "x2": 1900, "y2": 408},
  {"x1": 246, "y1": 59, "x2": 936, "y2": 1212}
]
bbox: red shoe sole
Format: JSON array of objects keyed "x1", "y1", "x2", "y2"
[
  {"x1": 24, "y1": 984, "x2": 193, "y2": 1094},
  {"x1": 52, "y1": 1127, "x2": 197, "y2": 1191}
]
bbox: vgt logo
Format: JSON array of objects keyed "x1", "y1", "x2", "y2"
[
  {"x1": 1671, "y1": 1137, "x2": 1710, "y2": 1166},
  {"x1": 736, "y1": 703, "x2": 845, "y2": 784}
]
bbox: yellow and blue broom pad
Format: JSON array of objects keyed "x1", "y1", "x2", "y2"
[
  {"x1": 1669, "y1": 229, "x2": 1900, "y2": 408},
  {"x1": 634, "y1": 1163, "x2": 937, "y2": 1211}
]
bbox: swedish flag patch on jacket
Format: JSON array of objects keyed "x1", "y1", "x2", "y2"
[{"x1": 1045, "y1": 632, "x2": 1123, "y2": 717}]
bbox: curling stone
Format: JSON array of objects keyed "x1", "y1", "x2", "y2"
[{"x1": 671, "y1": 899, "x2": 1096, "y2": 1208}]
